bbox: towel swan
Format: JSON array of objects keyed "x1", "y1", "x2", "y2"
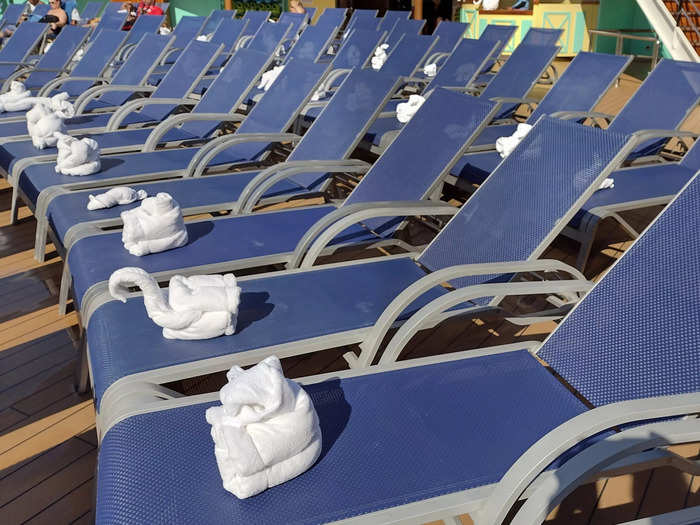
[{"x1": 109, "y1": 267, "x2": 242, "y2": 340}]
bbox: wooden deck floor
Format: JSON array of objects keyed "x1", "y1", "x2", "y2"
[{"x1": 0, "y1": 61, "x2": 698, "y2": 524}]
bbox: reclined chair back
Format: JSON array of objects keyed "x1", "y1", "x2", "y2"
[
  {"x1": 0, "y1": 22, "x2": 46, "y2": 79},
  {"x1": 0, "y1": 4, "x2": 25, "y2": 29},
  {"x1": 385, "y1": 18, "x2": 425, "y2": 45},
  {"x1": 419, "y1": 117, "x2": 630, "y2": 293},
  {"x1": 122, "y1": 13, "x2": 165, "y2": 47},
  {"x1": 332, "y1": 27, "x2": 385, "y2": 69},
  {"x1": 79, "y1": 1, "x2": 102, "y2": 21},
  {"x1": 376, "y1": 9, "x2": 411, "y2": 33},
  {"x1": 28, "y1": 3, "x2": 49, "y2": 20},
  {"x1": 285, "y1": 22, "x2": 338, "y2": 62},
  {"x1": 379, "y1": 34, "x2": 437, "y2": 77},
  {"x1": 89, "y1": 3, "x2": 127, "y2": 37},
  {"x1": 278, "y1": 11, "x2": 309, "y2": 38},
  {"x1": 240, "y1": 10, "x2": 270, "y2": 38},
  {"x1": 476, "y1": 23, "x2": 517, "y2": 75},
  {"x1": 162, "y1": 15, "x2": 207, "y2": 64},
  {"x1": 344, "y1": 9, "x2": 379, "y2": 33},
  {"x1": 425, "y1": 38, "x2": 500, "y2": 91},
  {"x1": 207, "y1": 18, "x2": 249, "y2": 68},
  {"x1": 314, "y1": 7, "x2": 347, "y2": 30},
  {"x1": 430, "y1": 21, "x2": 468, "y2": 54},
  {"x1": 202, "y1": 9, "x2": 236, "y2": 35},
  {"x1": 247, "y1": 21, "x2": 293, "y2": 55},
  {"x1": 521, "y1": 27, "x2": 563, "y2": 47},
  {"x1": 22, "y1": 25, "x2": 90, "y2": 89}
]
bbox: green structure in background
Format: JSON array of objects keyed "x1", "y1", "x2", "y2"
[{"x1": 596, "y1": 0, "x2": 669, "y2": 59}]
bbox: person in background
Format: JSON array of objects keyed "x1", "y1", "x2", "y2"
[
  {"x1": 2, "y1": 0, "x2": 42, "y2": 38},
  {"x1": 137, "y1": 0, "x2": 164, "y2": 16},
  {"x1": 120, "y1": 2, "x2": 137, "y2": 30},
  {"x1": 422, "y1": 0, "x2": 451, "y2": 34},
  {"x1": 40, "y1": 0, "x2": 68, "y2": 37},
  {"x1": 289, "y1": 0, "x2": 306, "y2": 14}
]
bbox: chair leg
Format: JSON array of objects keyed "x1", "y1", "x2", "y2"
[
  {"x1": 575, "y1": 215, "x2": 601, "y2": 273},
  {"x1": 74, "y1": 336, "x2": 90, "y2": 394},
  {"x1": 34, "y1": 218, "x2": 47, "y2": 262},
  {"x1": 9, "y1": 186, "x2": 19, "y2": 225},
  {"x1": 59, "y1": 262, "x2": 72, "y2": 316}
]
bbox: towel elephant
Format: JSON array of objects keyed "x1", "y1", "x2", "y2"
[
  {"x1": 54, "y1": 132, "x2": 101, "y2": 176},
  {"x1": 120, "y1": 192, "x2": 189, "y2": 256}
]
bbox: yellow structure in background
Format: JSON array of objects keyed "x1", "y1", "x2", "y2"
[
  {"x1": 460, "y1": 1, "x2": 601, "y2": 56},
  {"x1": 301, "y1": 0, "x2": 334, "y2": 23}
]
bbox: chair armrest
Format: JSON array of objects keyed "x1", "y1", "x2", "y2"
[
  {"x1": 143, "y1": 113, "x2": 245, "y2": 151},
  {"x1": 235, "y1": 35, "x2": 254, "y2": 50},
  {"x1": 288, "y1": 200, "x2": 455, "y2": 269},
  {"x1": 551, "y1": 110, "x2": 614, "y2": 121},
  {"x1": 354, "y1": 259, "x2": 588, "y2": 368},
  {"x1": 105, "y1": 97, "x2": 197, "y2": 131},
  {"x1": 116, "y1": 42, "x2": 137, "y2": 62},
  {"x1": 424, "y1": 51, "x2": 450, "y2": 66},
  {"x1": 479, "y1": 393, "x2": 700, "y2": 525},
  {"x1": 184, "y1": 132, "x2": 302, "y2": 178},
  {"x1": 629, "y1": 129, "x2": 699, "y2": 146},
  {"x1": 510, "y1": 419, "x2": 700, "y2": 525},
  {"x1": 159, "y1": 47, "x2": 182, "y2": 65},
  {"x1": 401, "y1": 76, "x2": 431, "y2": 85},
  {"x1": 489, "y1": 96, "x2": 538, "y2": 106},
  {"x1": 38, "y1": 75, "x2": 109, "y2": 96},
  {"x1": 319, "y1": 68, "x2": 351, "y2": 92},
  {"x1": 74, "y1": 84, "x2": 156, "y2": 114},
  {"x1": 235, "y1": 159, "x2": 372, "y2": 214}
]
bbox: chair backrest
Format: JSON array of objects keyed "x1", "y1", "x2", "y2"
[
  {"x1": 287, "y1": 70, "x2": 401, "y2": 188},
  {"x1": 171, "y1": 15, "x2": 206, "y2": 48},
  {"x1": 477, "y1": 24, "x2": 517, "y2": 72},
  {"x1": 426, "y1": 38, "x2": 499, "y2": 91},
  {"x1": 202, "y1": 9, "x2": 235, "y2": 35},
  {"x1": 539, "y1": 172, "x2": 700, "y2": 407},
  {"x1": 430, "y1": 21, "x2": 468, "y2": 54},
  {"x1": 680, "y1": 135, "x2": 700, "y2": 168},
  {"x1": 0, "y1": 4, "x2": 25, "y2": 29},
  {"x1": 376, "y1": 9, "x2": 410, "y2": 33},
  {"x1": 608, "y1": 59, "x2": 700, "y2": 136},
  {"x1": 521, "y1": 27, "x2": 563, "y2": 47},
  {"x1": 181, "y1": 48, "x2": 275, "y2": 138},
  {"x1": 237, "y1": 59, "x2": 329, "y2": 139},
  {"x1": 143, "y1": 40, "x2": 222, "y2": 120},
  {"x1": 380, "y1": 34, "x2": 437, "y2": 77},
  {"x1": 344, "y1": 89, "x2": 496, "y2": 220},
  {"x1": 98, "y1": 33, "x2": 173, "y2": 107},
  {"x1": 278, "y1": 12, "x2": 308, "y2": 37},
  {"x1": 123, "y1": 14, "x2": 164, "y2": 45},
  {"x1": 480, "y1": 44, "x2": 559, "y2": 117},
  {"x1": 332, "y1": 28, "x2": 385, "y2": 69},
  {"x1": 345, "y1": 9, "x2": 379, "y2": 33},
  {"x1": 529, "y1": 51, "x2": 631, "y2": 122},
  {"x1": 305, "y1": 7, "x2": 317, "y2": 22},
  {"x1": 286, "y1": 23, "x2": 337, "y2": 62},
  {"x1": 386, "y1": 19, "x2": 425, "y2": 45},
  {"x1": 25, "y1": 25, "x2": 90, "y2": 88},
  {"x1": 79, "y1": 1, "x2": 102, "y2": 21},
  {"x1": 247, "y1": 21, "x2": 292, "y2": 55},
  {"x1": 0, "y1": 22, "x2": 46, "y2": 79},
  {"x1": 28, "y1": 3, "x2": 49, "y2": 21},
  {"x1": 60, "y1": 28, "x2": 127, "y2": 96},
  {"x1": 314, "y1": 7, "x2": 347, "y2": 30},
  {"x1": 240, "y1": 10, "x2": 270, "y2": 38},
  {"x1": 89, "y1": 3, "x2": 126, "y2": 36},
  {"x1": 209, "y1": 17, "x2": 247, "y2": 50},
  {"x1": 418, "y1": 117, "x2": 629, "y2": 289}
]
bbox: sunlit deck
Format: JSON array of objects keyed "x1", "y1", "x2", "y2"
[{"x1": 0, "y1": 60, "x2": 698, "y2": 524}]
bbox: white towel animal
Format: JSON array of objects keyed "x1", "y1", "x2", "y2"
[
  {"x1": 120, "y1": 192, "x2": 188, "y2": 256},
  {"x1": 159, "y1": 26, "x2": 172, "y2": 35},
  {"x1": 597, "y1": 178, "x2": 615, "y2": 190},
  {"x1": 396, "y1": 95, "x2": 425, "y2": 123},
  {"x1": 205, "y1": 356, "x2": 322, "y2": 499},
  {"x1": 423, "y1": 62, "x2": 437, "y2": 77},
  {"x1": 9, "y1": 90, "x2": 75, "y2": 114},
  {"x1": 0, "y1": 81, "x2": 30, "y2": 111},
  {"x1": 371, "y1": 44, "x2": 389, "y2": 71},
  {"x1": 257, "y1": 65, "x2": 285, "y2": 91},
  {"x1": 87, "y1": 187, "x2": 148, "y2": 210},
  {"x1": 474, "y1": 0, "x2": 500, "y2": 9},
  {"x1": 54, "y1": 132, "x2": 101, "y2": 176},
  {"x1": 109, "y1": 267, "x2": 242, "y2": 340},
  {"x1": 495, "y1": 123, "x2": 533, "y2": 158},
  {"x1": 27, "y1": 103, "x2": 68, "y2": 149}
]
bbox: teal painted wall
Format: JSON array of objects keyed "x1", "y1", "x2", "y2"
[
  {"x1": 168, "y1": 0, "x2": 220, "y2": 23},
  {"x1": 596, "y1": 0, "x2": 663, "y2": 58}
]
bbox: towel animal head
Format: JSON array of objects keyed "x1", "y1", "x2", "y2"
[
  {"x1": 54, "y1": 132, "x2": 101, "y2": 175},
  {"x1": 120, "y1": 192, "x2": 189, "y2": 256},
  {"x1": 109, "y1": 267, "x2": 242, "y2": 340},
  {"x1": 27, "y1": 103, "x2": 67, "y2": 149}
]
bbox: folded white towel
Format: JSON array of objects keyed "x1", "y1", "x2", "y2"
[
  {"x1": 109, "y1": 267, "x2": 241, "y2": 339},
  {"x1": 71, "y1": 47, "x2": 84, "y2": 62},
  {"x1": 20, "y1": 91, "x2": 75, "y2": 119},
  {"x1": 54, "y1": 132, "x2": 101, "y2": 176},
  {"x1": 598, "y1": 178, "x2": 615, "y2": 190},
  {"x1": 371, "y1": 43, "x2": 389, "y2": 71},
  {"x1": 257, "y1": 65, "x2": 285, "y2": 91},
  {"x1": 159, "y1": 26, "x2": 172, "y2": 35},
  {"x1": 423, "y1": 63, "x2": 437, "y2": 77},
  {"x1": 0, "y1": 81, "x2": 30, "y2": 111},
  {"x1": 396, "y1": 94, "x2": 425, "y2": 123},
  {"x1": 205, "y1": 355, "x2": 322, "y2": 499},
  {"x1": 310, "y1": 87, "x2": 326, "y2": 102},
  {"x1": 495, "y1": 123, "x2": 533, "y2": 158},
  {"x1": 196, "y1": 33, "x2": 213, "y2": 42},
  {"x1": 120, "y1": 192, "x2": 188, "y2": 256},
  {"x1": 87, "y1": 187, "x2": 148, "y2": 210},
  {"x1": 27, "y1": 103, "x2": 67, "y2": 149},
  {"x1": 474, "y1": 0, "x2": 500, "y2": 9}
]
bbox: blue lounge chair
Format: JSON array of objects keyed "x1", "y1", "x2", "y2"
[
  {"x1": 201, "y1": 8, "x2": 236, "y2": 35},
  {"x1": 278, "y1": 11, "x2": 309, "y2": 38},
  {"x1": 565, "y1": 136, "x2": 700, "y2": 271},
  {"x1": 31, "y1": 57, "x2": 329, "y2": 264},
  {"x1": 113, "y1": 13, "x2": 166, "y2": 62},
  {"x1": 81, "y1": 116, "x2": 637, "y2": 426},
  {"x1": 285, "y1": 22, "x2": 339, "y2": 62},
  {"x1": 313, "y1": 7, "x2": 347, "y2": 31},
  {"x1": 0, "y1": 39, "x2": 223, "y2": 184},
  {"x1": 64, "y1": 87, "x2": 496, "y2": 318},
  {"x1": 238, "y1": 9, "x2": 271, "y2": 40},
  {"x1": 384, "y1": 18, "x2": 425, "y2": 45},
  {"x1": 0, "y1": 24, "x2": 89, "y2": 92},
  {"x1": 87, "y1": 3, "x2": 127, "y2": 37},
  {"x1": 27, "y1": 3, "x2": 50, "y2": 22},
  {"x1": 0, "y1": 4, "x2": 26, "y2": 31},
  {"x1": 376, "y1": 9, "x2": 411, "y2": 33},
  {"x1": 0, "y1": 22, "x2": 47, "y2": 82},
  {"x1": 343, "y1": 8, "x2": 379, "y2": 33},
  {"x1": 450, "y1": 57, "x2": 700, "y2": 185},
  {"x1": 78, "y1": 1, "x2": 102, "y2": 22},
  {"x1": 158, "y1": 15, "x2": 207, "y2": 65},
  {"x1": 98, "y1": 164, "x2": 700, "y2": 524},
  {"x1": 420, "y1": 20, "x2": 469, "y2": 68},
  {"x1": 364, "y1": 43, "x2": 560, "y2": 152}
]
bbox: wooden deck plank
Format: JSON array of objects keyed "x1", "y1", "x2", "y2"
[
  {"x1": 635, "y1": 466, "x2": 693, "y2": 519},
  {"x1": 589, "y1": 471, "x2": 652, "y2": 524},
  {"x1": 24, "y1": 477, "x2": 94, "y2": 525}
]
